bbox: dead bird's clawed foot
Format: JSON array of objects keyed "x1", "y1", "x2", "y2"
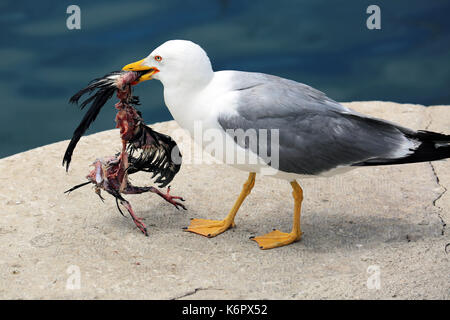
[
  {"x1": 132, "y1": 217, "x2": 148, "y2": 236},
  {"x1": 161, "y1": 186, "x2": 187, "y2": 210}
]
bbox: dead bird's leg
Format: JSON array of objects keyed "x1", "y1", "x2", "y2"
[
  {"x1": 95, "y1": 187, "x2": 105, "y2": 202},
  {"x1": 106, "y1": 188, "x2": 148, "y2": 236},
  {"x1": 153, "y1": 186, "x2": 186, "y2": 210},
  {"x1": 123, "y1": 185, "x2": 186, "y2": 210},
  {"x1": 120, "y1": 199, "x2": 148, "y2": 236},
  {"x1": 118, "y1": 143, "x2": 129, "y2": 192}
]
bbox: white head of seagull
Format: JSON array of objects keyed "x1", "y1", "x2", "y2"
[{"x1": 123, "y1": 40, "x2": 214, "y2": 91}]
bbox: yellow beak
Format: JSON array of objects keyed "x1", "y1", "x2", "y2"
[{"x1": 122, "y1": 58, "x2": 159, "y2": 83}]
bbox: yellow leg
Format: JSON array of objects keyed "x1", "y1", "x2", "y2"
[
  {"x1": 251, "y1": 180, "x2": 303, "y2": 250},
  {"x1": 184, "y1": 172, "x2": 256, "y2": 237}
]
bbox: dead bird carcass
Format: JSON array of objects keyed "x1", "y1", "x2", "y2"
[{"x1": 63, "y1": 70, "x2": 186, "y2": 236}]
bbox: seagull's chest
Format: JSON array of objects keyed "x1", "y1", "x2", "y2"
[{"x1": 163, "y1": 87, "x2": 232, "y2": 134}]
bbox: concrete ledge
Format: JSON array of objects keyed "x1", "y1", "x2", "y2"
[{"x1": 0, "y1": 101, "x2": 448, "y2": 299}]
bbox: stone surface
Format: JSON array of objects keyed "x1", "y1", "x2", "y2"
[{"x1": 0, "y1": 101, "x2": 448, "y2": 299}]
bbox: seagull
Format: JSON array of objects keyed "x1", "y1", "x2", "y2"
[{"x1": 122, "y1": 40, "x2": 450, "y2": 249}]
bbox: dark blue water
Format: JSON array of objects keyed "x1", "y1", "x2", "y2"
[{"x1": 1, "y1": 0, "x2": 449, "y2": 158}]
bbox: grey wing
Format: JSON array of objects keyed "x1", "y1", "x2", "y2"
[{"x1": 218, "y1": 72, "x2": 416, "y2": 175}]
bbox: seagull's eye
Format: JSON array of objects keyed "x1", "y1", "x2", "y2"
[{"x1": 154, "y1": 55, "x2": 162, "y2": 62}]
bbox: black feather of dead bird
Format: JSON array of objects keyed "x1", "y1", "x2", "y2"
[
  {"x1": 63, "y1": 71, "x2": 123, "y2": 171},
  {"x1": 63, "y1": 86, "x2": 116, "y2": 171},
  {"x1": 69, "y1": 71, "x2": 123, "y2": 108},
  {"x1": 63, "y1": 181, "x2": 91, "y2": 194}
]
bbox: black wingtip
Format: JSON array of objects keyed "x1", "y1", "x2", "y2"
[{"x1": 353, "y1": 130, "x2": 450, "y2": 167}]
